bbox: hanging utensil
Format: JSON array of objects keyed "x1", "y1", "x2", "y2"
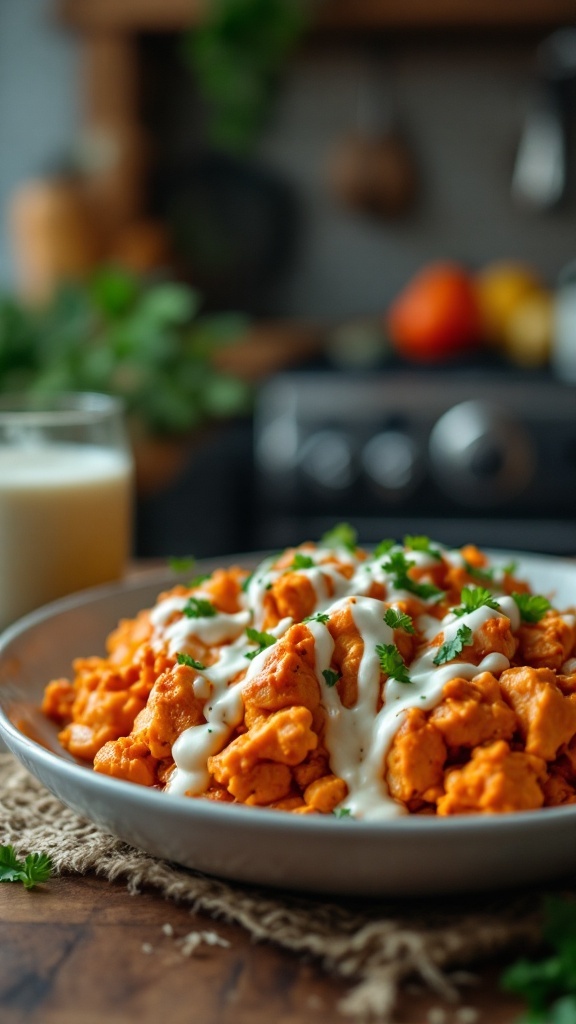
[{"x1": 512, "y1": 28, "x2": 576, "y2": 211}]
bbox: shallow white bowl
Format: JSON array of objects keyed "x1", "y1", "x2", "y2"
[{"x1": 1, "y1": 552, "x2": 576, "y2": 897}]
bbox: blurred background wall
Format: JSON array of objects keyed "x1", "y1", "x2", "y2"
[
  {"x1": 1, "y1": 1, "x2": 575, "y2": 560},
  {"x1": 0, "y1": 0, "x2": 79, "y2": 288}
]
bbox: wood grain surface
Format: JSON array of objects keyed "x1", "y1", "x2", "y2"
[{"x1": 1, "y1": 872, "x2": 526, "y2": 1024}]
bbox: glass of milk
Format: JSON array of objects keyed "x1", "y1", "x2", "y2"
[{"x1": 0, "y1": 392, "x2": 134, "y2": 631}]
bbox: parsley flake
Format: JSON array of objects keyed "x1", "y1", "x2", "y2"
[
  {"x1": 373, "y1": 539, "x2": 395, "y2": 558},
  {"x1": 453, "y1": 586, "x2": 500, "y2": 618},
  {"x1": 245, "y1": 628, "x2": 277, "y2": 660},
  {"x1": 241, "y1": 572, "x2": 253, "y2": 592},
  {"x1": 0, "y1": 845, "x2": 53, "y2": 890},
  {"x1": 463, "y1": 559, "x2": 495, "y2": 583},
  {"x1": 321, "y1": 522, "x2": 357, "y2": 552},
  {"x1": 384, "y1": 608, "x2": 416, "y2": 634},
  {"x1": 291, "y1": 553, "x2": 315, "y2": 570},
  {"x1": 382, "y1": 551, "x2": 445, "y2": 603},
  {"x1": 433, "y1": 625, "x2": 474, "y2": 666},
  {"x1": 168, "y1": 555, "x2": 196, "y2": 573},
  {"x1": 304, "y1": 612, "x2": 330, "y2": 624},
  {"x1": 333, "y1": 807, "x2": 353, "y2": 819},
  {"x1": 376, "y1": 643, "x2": 411, "y2": 684},
  {"x1": 322, "y1": 668, "x2": 341, "y2": 688},
  {"x1": 187, "y1": 573, "x2": 211, "y2": 589},
  {"x1": 512, "y1": 592, "x2": 551, "y2": 623},
  {"x1": 183, "y1": 597, "x2": 217, "y2": 619},
  {"x1": 501, "y1": 896, "x2": 576, "y2": 1023},
  {"x1": 404, "y1": 535, "x2": 442, "y2": 560},
  {"x1": 176, "y1": 652, "x2": 206, "y2": 671}
]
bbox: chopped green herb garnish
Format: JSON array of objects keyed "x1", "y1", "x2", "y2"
[
  {"x1": 304, "y1": 612, "x2": 330, "y2": 624},
  {"x1": 241, "y1": 572, "x2": 253, "y2": 592},
  {"x1": 453, "y1": 586, "x2": 501, "y2": 618},
  {"x1": 404, "y1": 535, "x2": 442, "y2": 560},
  {"x1": 322, "y1": 668, "x2": 341, "y2": 688},
  {"x1": 405, "y1": 579, "x2": 445, "y2": 601},
  {"x1": 433, "y1": 625, "x2": 474, "y2": 666},
  {"x1": 373, "y1": 538, "x2": 395, "y2": 558},
  {"x1": 463, "y1": 559, "x2": 495, "y2": 583},
  {"x1": 0, "y1": 844, "x2": 53, "y2": 890},
  {"x1": 176, "y1": 652, "x2": 206, "y2": 671},
  {"x1": 182, "y1": 597, "x2": 217, "y2": 619},
  {"x1": 502, "y1": 560, "x2": 519, "y2": 576},
  {"x1": 187, "y1": 573, "x2": 211, "y2": 589},
  {"x1": 321, "y1": 522, "x2": 357, "y2": 552},
  {"x1": 376, "y1": 643, "x2": 411, "y2": 684},
  {"x1": 383, "y1": 608, "x2": 416, "y2": 634},
  {"x1": 382, "y1": 550, "x2": 414, "y2": 577},
  {"x1": 291, "y1": 553, "x2": 315, "y2": 570},
  {"x1": 169, "y1": 556, "x2": 196, "y2": 573},
  {"x1": 333, "y1": 807, "x2": 353, "y2": 819},
  {"x1": 245, "y1": 627, "x2": 277, "y2": 660},
  {"x1": 381, "y1": 551, "x2": 445, "y2": 603},
  {"x1": 512, "y1": 592, "x2": 551, "y2": 623}
]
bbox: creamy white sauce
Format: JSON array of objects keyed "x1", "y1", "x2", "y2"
[{"x1": 149, "y1": 543, "x2": 532, "y2": 816}]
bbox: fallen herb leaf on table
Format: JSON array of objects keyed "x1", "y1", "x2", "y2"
[{"x1": 0, "y1": 844, "x2": 53, "y2": 889}]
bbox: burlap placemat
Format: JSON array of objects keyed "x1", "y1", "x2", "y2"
[{"x1": 0, "y1": 752, "x2": 546, "y2": 1021}]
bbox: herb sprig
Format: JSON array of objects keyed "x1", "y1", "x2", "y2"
[
  {"x1": 376, "y1": 643, "x2": 411, "y2": 685},
  {"x1": 501, "y1": 897, "x2": 576, "y2": 1023},
  {"x1": 384, "y1": 608, "x2": 415, "y2": 634},
  {"x1": 176, "y1": 652, "x2": 206, "y2": 671},
  {"x1": 381, "y1": 551, "x2": 445, "y2": 603},
  {"x1": 512, "y1": 593, "x2": 551, "y2": 623},
  {"x1": 290, "y1": 553, "x2": 315, "y2": 570},
  {"x1": 453, "y1": 586, "x2": 501, "y2": 618},
  {"x1": 183, "y1": 597, "x2": 217, "y2": 619},
  {"x1": 0, "y1": 845, "x2": 53, "y2": 890},
  {"x1": 321, "y1": 523, "x2": 357, "y2": 552},
  {"x1": 433, "y1": 625, "x2": 474, "y2": 666},
  {"x1": 245, "y1": 627, "x2": 277, "y2": 660},
  {"x1": 404, "y1": 535, "x2": 442, "y2": 560}
]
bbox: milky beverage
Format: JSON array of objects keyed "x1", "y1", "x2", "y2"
[{"x1": 0, "y1": 444, "x2": 133, "y2": 629}]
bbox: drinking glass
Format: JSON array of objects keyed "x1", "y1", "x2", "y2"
[{"x1": 0, "y1": 392, "x2": 134, "y2": 630}]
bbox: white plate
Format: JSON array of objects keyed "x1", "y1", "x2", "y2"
[{"x1": 1, "y1": 551, "x2": 576, "y2": 897}]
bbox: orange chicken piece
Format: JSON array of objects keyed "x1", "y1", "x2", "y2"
[
  {"x1": 242, "y1": 623, "x2": 321, "y2": 727},
  {"x1": 499, "y1": 665, "x2": 576, "y2": 760},
  {"x1": 386, "y1": 707, "x2": 447, "y2": 807},
  {"x1": 429, "y1": 672, "x2": 516, "y2": 750},
  {"x1": 515, "y1": 611, "x2": 576, "y2": 672},
  {"x1": 437, "y1": 741, "x2": 546, "y2": 815}
]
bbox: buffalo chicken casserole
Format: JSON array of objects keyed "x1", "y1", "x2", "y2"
[{"x1": 43, "y1": 528, "x2": 576, "y2": 819}]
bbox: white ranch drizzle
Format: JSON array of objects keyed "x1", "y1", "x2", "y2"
[
  {"x1": 166, "y1": 616, "x2": 292, "y2": 796},
  {"x1": 313, "y1": 594, "x2": 519, "y2": 820},
  {"x1": 146, "y1": 543, "x2": 528, "y2": 815}
]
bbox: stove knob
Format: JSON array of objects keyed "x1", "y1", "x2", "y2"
[
  {"x1": 299, "y1": 430, "x2": 356, "y2": 492},
  {"x1": 362, "y1": 430, "x2": 421, "y2": 501},
  {"x1": 429, "y1": 400, "x2": 534, "y2": 506}
]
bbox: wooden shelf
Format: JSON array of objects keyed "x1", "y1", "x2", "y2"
[{"x1": 58, "y1": 0, "x2": 576, "y2": 32}]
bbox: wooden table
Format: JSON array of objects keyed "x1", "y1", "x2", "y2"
[{"x1": 1, "y1": 871, "x2": 526, "y2": 1023}]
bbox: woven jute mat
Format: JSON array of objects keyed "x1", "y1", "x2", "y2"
[{"x1": 0, "y1": 752, "x2": 548, "y2": 1021}]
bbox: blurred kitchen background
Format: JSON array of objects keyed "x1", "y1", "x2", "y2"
[{"x1": 1, "y1": 0, "x2": 576, "y2": 558}]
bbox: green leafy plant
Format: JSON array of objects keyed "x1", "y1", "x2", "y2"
[
  {"x1": 0, "y1": 844, "x2": 53, "y2": 889},
  {"x1": 0, "y1": 267, "x2": 251, "y2": 437},
  {"x1": 184, "y1": 0, "x2": 307, "y2": 154},
  {"x1": 502, "y1": 897, "x2": 576, "y2": 1023}
]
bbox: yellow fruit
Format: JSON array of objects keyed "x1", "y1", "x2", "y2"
[
  {"x1": 502, "y1": 290, "x2": 553, "y2": 368},
  {"x1": 474, "y1": 262, "x2": 542, "y2": 346}
]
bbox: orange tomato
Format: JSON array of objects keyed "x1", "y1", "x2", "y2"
[{"x1": 387, "y1": 262, "x2": 481, "y2": 361}]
